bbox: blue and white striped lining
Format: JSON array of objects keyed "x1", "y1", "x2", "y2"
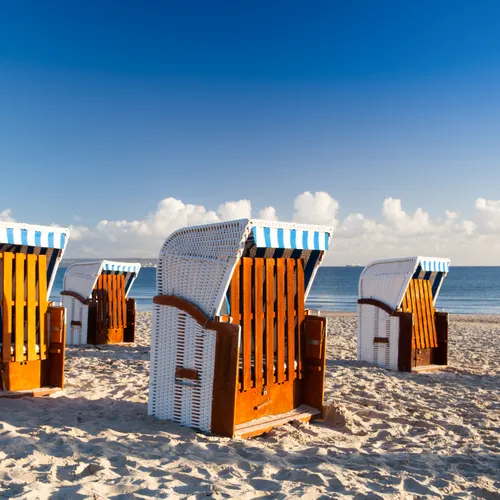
[
  {"x1": 103, "y1": 262, "x2": 141, "y2": 273},
  {"x1": 251, "y1": 226, "x2": 329, "y2": 251},
  {"x1": 419, "y1": 259, "x2": 449, "y2": 273},
  {"x1": 0, "y1": 226, "x2": 67, "y2": 250}
]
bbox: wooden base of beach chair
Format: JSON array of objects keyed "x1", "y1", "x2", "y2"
[
  {"x1": 396, "y1": 301, "x2": 449, "y2": 372},
  {"x1": 234, "y1": 404, "x2": 321, "y2": 439},
  {"x1": 411, "y1": 364, "x2": 448, "y2": 373},
  {"x1": 0, "y1": 386, "x2": 62, "y2": 399},
  {"x1": 0, "y1": 305, "x2": 66, "y2": 393},
  {"x1": 87, "y1": 298, "x2": 136, "y2": 345}
]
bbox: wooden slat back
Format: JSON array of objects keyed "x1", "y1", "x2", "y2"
[
  {"x1": 0, "y1": 252, "x2": 48, "y2": 362},
  {"x1": 228, "y1": 257, "x2": 306, "y2": 391},
  {"x1": 14, "y1": 253, "x2": 25, "y2": 362},
  {"x1": 401, "y1": 278, "x2": 437, "y2": 349},
  {"x1": 26, "y1": 254, "x2": 37, "y2": 360},
  {"x1": 38, "y1": 255, "x2": 48, "y2": 360},
  {"x1": 1, "y1": 253, "x2": 14, "y2": 362},
  {"x1": 241, "y1": 258, "x2": 252, "y2": 391},
  {"x1": 91, "y1": 272, "x2": 128, "y2": 331}
]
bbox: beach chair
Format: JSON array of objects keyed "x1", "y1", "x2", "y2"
[
  {"x1": 148, "y1": 219, "x2": 332, "y2": 438},
  {"x1": 357, "y1": 256, "x2": 450, "y2": 372},
  {"x1": 0, "y1": 222, "x2": 69, "y2": 396},
  {"x1": 61, "y1": 260, "x2": 141, "y2": 345}
]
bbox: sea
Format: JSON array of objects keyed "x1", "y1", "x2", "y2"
[{"x1": 50, "y1": 266, "x2": 500, "y2": 315}]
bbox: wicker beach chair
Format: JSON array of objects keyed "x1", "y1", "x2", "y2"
[
  {"x1": 61, "y1": 260, "x2": 140, "y2": 345},
  {"x1": 148, "y1": 219, "x2": 332, "y2": 438},
  {"x1": 357, "y1": 256, "x2": 450, "y2": 372},
  {"x1": 0, "y1": 222, "x2": 69, "y2": 396}
]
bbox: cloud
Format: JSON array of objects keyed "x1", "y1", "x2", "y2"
[
  {"x1": 475, "y1": 198, "x2": 500, "y2": 232},
  {"x1": 293, "y1": 191, "x2": 339, "y2": 227},
  {"x1": 0, "y1": 209, "x2": 14, "y2": 222},
  {"x1": 258, "y1": 206, "x2": 279, "y2": 221},
  {"x1": 3, "y1": 194, "x2": 500, "y2": 264}
]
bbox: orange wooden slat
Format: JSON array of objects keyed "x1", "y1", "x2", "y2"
[
  {"x1": 2, "y1": 253, "x2": 13, "y2": 362},
  {"x1": 423, "y1": 280, "x2": 435, "y2": 348},
  {"x1": 296, "y1": 259, "x2": 305, "y2": 378},
  {"x1": 408, "y1": 280, "x2": 421, "y2": 349},
  {"x1": 230, "y1": 260, "x2": 240, "y2": 325},
  {"x1": 276, "y1": 258, "x2": 286, "y2": 384},
  {"x1": 26, "y1": 254, "x2": 37, "y2": 360},
  {"x1": 242, "y1": 258, "x2": 253, "y2": 390},
  {"x1": 286, "y1": 259, "x2": 296, "y2": 381},
  {"x1": 14, "y1": 253, "x2": 26, "y2": 362},
  {"x1": 121, "y1": 275, "x2": 127, "y2": 329},
  {"x1": 254, "y1": 258, "x2": 264, "y2": 388},
  {"x1": 38, "y1": 255, "x2": 48, "y2": 359},
  {"x1": 417, "y1": 280, "x2": 429, "y2": 348},
  {"x1": 116, "y1": 274, "x2": 122, "y2": 328},
  {"x1": 112, "y1": 274, "x2": 119, "y2": 329},
  {"x1": 414, "y1": 279, "x2": 426, "y2": 349},
  {"x1": 265, "y1": 258, "x2": 275, "y2": 385},
  {"x1": 424, "y1": 280, "x2": 438, "y2": 347}
]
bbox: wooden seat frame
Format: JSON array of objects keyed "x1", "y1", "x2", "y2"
[{"x1": 1, "y1": 252, "x2": 66, "y2": 396}]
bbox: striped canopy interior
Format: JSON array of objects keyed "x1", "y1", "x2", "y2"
[
  {"x1": 251, "y1": 226, "x2": 329, "y2": 251},
  {"x1": 0, "y1": 225, "x2": 68, "y2": 296},
  {"x1": 222, "y1": 224, "x2": 332, "y2": 315},
  {"x1": 100, "y1": 261, "x2": 141, "y2": 296},
  {"x1": 419, "y1": 259, "x2": 449, "y2": 273},
  {"x1": 411, "y1": 258, "x2": 451, "y2": 301}
]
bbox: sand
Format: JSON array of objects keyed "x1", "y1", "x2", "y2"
[{"x1": 0, "y1": 313, "x2": 499, "y2": 499}]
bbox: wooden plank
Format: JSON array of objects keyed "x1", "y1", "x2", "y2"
[
  {"x1": 112, "y1": 274, "x2": 119, "y2": 330},
  {"x1": 286, "y1": 259, "x2": 296, "y2": 381},
  {"x1": 14, "y1": 253, "x2": 26, "y2": 362},
  {"x1": 296, "y1": 259, "x2": 305, "y2": 378},
  {"x1": 116, "y1": 275, "x2": 122, "y2": 329},
  {"x1": 413, "y1": 279, "x2": 426, "y2": 349},
  {"x1": 26, "y1": 254, "x2": 37, "y2": 361},
  {"x1": 2, "y1": 253, "x2": 14, "y2": 363},
  {"x1": 242, "y1": 258, "x2": 253, "y2": 391},
  {"x1": 210, "y1": 321, "x2": 240, "y2": 437},
  {"x1": 276, "y1": 259, "x2": 285, "y2": 384},
  {"x1": 254, "y1": 258, "x2": 264, "y2": 389},
  {"x1": 37, "y1": 255, "x2": 48, "y2": 360},
  {"x1": 417, "y1": 280, "x2": 430, "y2": 348},
  {"x1": 234, "y1": 404, "x2": 321, "y2": 439},
  {"x1": 425, "y1": 280, "x2": 438, "y2": 347},
  {"x1": 265, "y1": 258, "x2": 275, "y2": 385},
  {"x1": 230, "y1": 260, "x2": 240, "y2": 324},
  {"x1": 121, "y1": 275, "x2": 127, "y2": 329},
  {"x1": 408, "y1": 280, "x2": 421, "y2": 349},
  {"x1": 47, "y1": 306, "x2": 65, "y2": 389}
]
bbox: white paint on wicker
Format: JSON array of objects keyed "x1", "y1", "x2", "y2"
[
  {"x1": 357, "y1": 256, "x2": 450, "y2": 370},
  {"x1": 62, "y1": 259, "x2": 141, "y2": 346},
  {"x1": 149, "y1": 218, "x2": 332, "y2": 430}
]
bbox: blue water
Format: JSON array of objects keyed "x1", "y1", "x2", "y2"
[{"x1": 50, "y1": 266, "x2": 500, "y2": 314}]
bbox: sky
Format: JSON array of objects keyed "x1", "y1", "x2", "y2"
[{"x1": 1, "y1": 1, "x2": 500, "y2": 264}]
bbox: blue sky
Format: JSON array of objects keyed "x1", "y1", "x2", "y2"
[{"x1": 1, "y1": 1, "x2": 500, "y2": 262}]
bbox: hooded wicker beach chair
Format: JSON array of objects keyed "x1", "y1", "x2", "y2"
[
  {"x1": 0, "y1": 222, "x2": 69, "y2": 396},
  {"x1": 61, "y1": 260, "x2": 141, "y2": 346},
  {"x1": 148, "y1": 219, "x2": 333, "y2": 438},
  {"x1": 357, "y1": 256, "x2": 450, "y2": 372}
]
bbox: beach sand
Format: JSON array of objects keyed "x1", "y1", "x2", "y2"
[{"x1": 1, "y1": 313, "x2": 499, "y2": 498}]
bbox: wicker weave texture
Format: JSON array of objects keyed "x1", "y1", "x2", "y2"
[
  {"x1": 148, "y1": 303, "x2": 216, "y2": 431},
  {"x1": 357, "y1": 303, "x2": 400, "y2": 369}
]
